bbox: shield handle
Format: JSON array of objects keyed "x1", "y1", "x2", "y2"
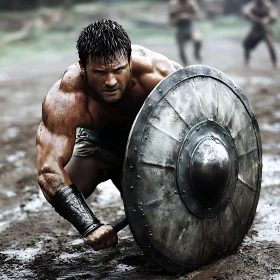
[{"x1": 111, "y1": 215, "x2": 128, "y2": 232}]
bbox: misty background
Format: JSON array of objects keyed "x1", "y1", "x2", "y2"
[{"x1": 1, "y1": 0, "x2": 280, "y2": 70}]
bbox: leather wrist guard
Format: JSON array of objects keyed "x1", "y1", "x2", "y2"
[{"x1": 52, "y1": 184, "x2": 103, "y2": 236}]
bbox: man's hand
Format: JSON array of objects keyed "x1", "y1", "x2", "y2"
[
  {"x1": 83, "y1": 224, "x2": 118, "y2": 251},
  {"x1": 177, "y1": 12, "x2": 195, "y2": 21},
  {"x1": 260, "y1": 16, "x2": 270, "y2": 25}
]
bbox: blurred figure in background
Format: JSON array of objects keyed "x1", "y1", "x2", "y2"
[
  {"x1": 203, "y1": 0, "x2": 224, "y2": 20},
  {"x1": 169, "y1": 0, "x2": 202, "y2": 66},
  {"x1": 242, "y1": 0, "x2": 278, "y2": 69}
]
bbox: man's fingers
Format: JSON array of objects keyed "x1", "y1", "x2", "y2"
[
  {"x1": 83, "y1": 225, "x2": 118, "y2": 250},
  {"x1": 106, "y1": 234, "x2": 118, "y2": 248},
  {"x1": 112, "y1": 232, "x2": 118, "y2": 245},
  {"x1": 84, "y1": 238, "x2": 100, "y2": 250},
  {"x1": 90, "y1": 241, "x2": 100, "y2": 251},
  {"x1": 99, "y1": 241, "x2": 108, "y2": 250}
]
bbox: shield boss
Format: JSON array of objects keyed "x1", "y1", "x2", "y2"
[{"x1": 122, "y1": 65, "x2": 262, "y2": 274}]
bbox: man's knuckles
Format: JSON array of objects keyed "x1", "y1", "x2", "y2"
[
  {"x1": 84, "y1": 225, "x2": 118, "y2": 250},
  {"x1": 106, "y1": 237, "x2": 117, "y2": 248}
]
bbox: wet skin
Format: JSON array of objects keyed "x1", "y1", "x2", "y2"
[{"x1": 36, "y1": 45, "x2": 181, "y2": 251}]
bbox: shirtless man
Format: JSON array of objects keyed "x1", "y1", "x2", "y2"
[
  {"x1": 169, "y1": 0, "x2": 202, "y2": 66},
  {"x1": 36, "y1": 20, "x2": 181, "y2": 251},
  {"x1": 243, "y1": 0, "x2": 278, "y2": 69}
]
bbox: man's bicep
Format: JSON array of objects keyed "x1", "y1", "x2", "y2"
[
  {"x1": 36, "y1": 120, "x2": 76, "y2": 201},
  {"x1": 38, "y1": 90, "x2": 86, "y2": 170},
  {"x1": 36, "y1": 120, "x2": 75, "y2": 172}
]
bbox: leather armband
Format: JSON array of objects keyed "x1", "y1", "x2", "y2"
[{"x1": 52, "y1": 184, "x2": 103, "y2": 237}]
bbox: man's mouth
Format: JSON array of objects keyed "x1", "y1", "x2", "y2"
[
  {"x1": 103, "y1": 89, "x2": 118, "y2": 93},
  {"x1": 104, "y1": 88, "x2": 118, "y2": 92}
]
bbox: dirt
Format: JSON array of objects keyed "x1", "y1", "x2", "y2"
[{"x1": 0, "y1": 32, "x2": 280, "y2": 279}]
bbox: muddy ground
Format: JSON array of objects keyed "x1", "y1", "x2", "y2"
[{"x1": 0, "y1": 31, "x2": 280, "y2": 279}]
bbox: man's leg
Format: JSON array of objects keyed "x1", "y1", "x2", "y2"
[
  {"x1": 243, "y1": 29, "x2": 263, "y2": 67},
  {"x1": 176, "y1": 32, "x2": 188, "y2": 66},
  {"x1": 244, "y1": 47, "x2": 250, "y2": 67},
  {"x1": 194, "y1": 41, "x2": 202, "y2": 62},
  {"x1": 265, "y1": 34, "x2": 278, "y2": 69},
  {"x1": 65, "y1": 154, "x2": 108, "y2": 198},
  {"x1": 243, "y1": 36, "x2": 251, "y2": 67},
  {"x1": 66, "y1": 128, "x2": 123, "y2": 198},
  {"x1": 243, "y1": 31, "x2": 254, "y2": 67},
  {"x1": 192, "y1": 31, "x2": 202, "y2": 62}
]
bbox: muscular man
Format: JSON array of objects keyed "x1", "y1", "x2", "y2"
[
  {"x1": 169, "y1": 0, "x2": 202, "y2": 66},
  {"x1": 243, "y1": 0, "x2": 278, "y2": 69},
  {"x1": 36, "y1": 20, "x2": 181, "y2": 251}
]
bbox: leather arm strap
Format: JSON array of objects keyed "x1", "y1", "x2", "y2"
[{"x1": 52, "y1": 184, "x2": 103, "y2": 237}]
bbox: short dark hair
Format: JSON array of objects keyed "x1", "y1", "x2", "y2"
[{"x1": 76, "y1": 19, "x2": 132, "y2": 68}]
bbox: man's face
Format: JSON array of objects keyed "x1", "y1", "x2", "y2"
[{"x1": 81, "y1": 54, "x2": 131, "y2": 103}]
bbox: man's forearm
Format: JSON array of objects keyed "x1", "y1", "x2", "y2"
[
  {"x1": 38, "y1": 172, "x2": 103, "y2": 236},
  {"x1": 245, "y1": 12, "x2": 261, "y2": 24},
  {"x1": 52, "y1": 184, "x2": 103, "y2": 236},
  {"x1": 38, "y1": 171, "x2": 66, "y2": 201}
]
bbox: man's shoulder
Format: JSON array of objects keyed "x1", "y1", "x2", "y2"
[
  {"x1": 44, "y1": 63, "x2": 87, "y2": 112},
  {"x1": 57, "y1": 63, "x2": 85, "y2": 93},
  {"x1": 130, "y1": 45, "x2": 180, "y2": 89},
  {"x1": 131, "y1": 45, "x2": 152, "y2": 59},
  {"x1": 48, "y1": 63, "x2": 86, "y2": 99},
  {"x1": 131, "y1": 45, "x2": 154, "y2": 73},
  {"x1": 131, "y1": 45, "x2": 171, "y2": 73}
]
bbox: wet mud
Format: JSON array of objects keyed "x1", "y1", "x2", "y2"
[{"x1": 0, "y1": 39, "x2": 280, "y2": 279}]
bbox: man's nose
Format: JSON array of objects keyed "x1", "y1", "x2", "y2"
[{"x1": 105, "y1": 73, "x2": 117, "y2": 87}]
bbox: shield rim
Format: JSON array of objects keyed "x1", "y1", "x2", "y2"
[{"x1": 121, "y1": 65, "x2": 262, "y2": 274}]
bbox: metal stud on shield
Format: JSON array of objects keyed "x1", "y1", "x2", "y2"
[{"x1": 121, "y1": 65, "x2": 262, "y2": 275}]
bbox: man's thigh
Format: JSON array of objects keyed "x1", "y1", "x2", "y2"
[
  {"x1": 264, "y1": 33, "x2": 275, "y2": 48},
  {"x1": 65, "y1": 154, "x2": 109, "y2": 198},
  {"x1": 65, "y1": 128, "x2": 123, "y2": 197},
  {"x1": 243, "y1": 30, "x2": 263, "y2": 50}
]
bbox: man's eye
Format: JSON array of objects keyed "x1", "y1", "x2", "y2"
[{"x1": 94, "y1": 70, "x2": 103, "y2": 74}]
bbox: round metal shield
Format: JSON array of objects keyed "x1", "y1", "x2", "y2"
[{"x1": 121, "y1": 65, "x2": 262, "y2": 274}]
